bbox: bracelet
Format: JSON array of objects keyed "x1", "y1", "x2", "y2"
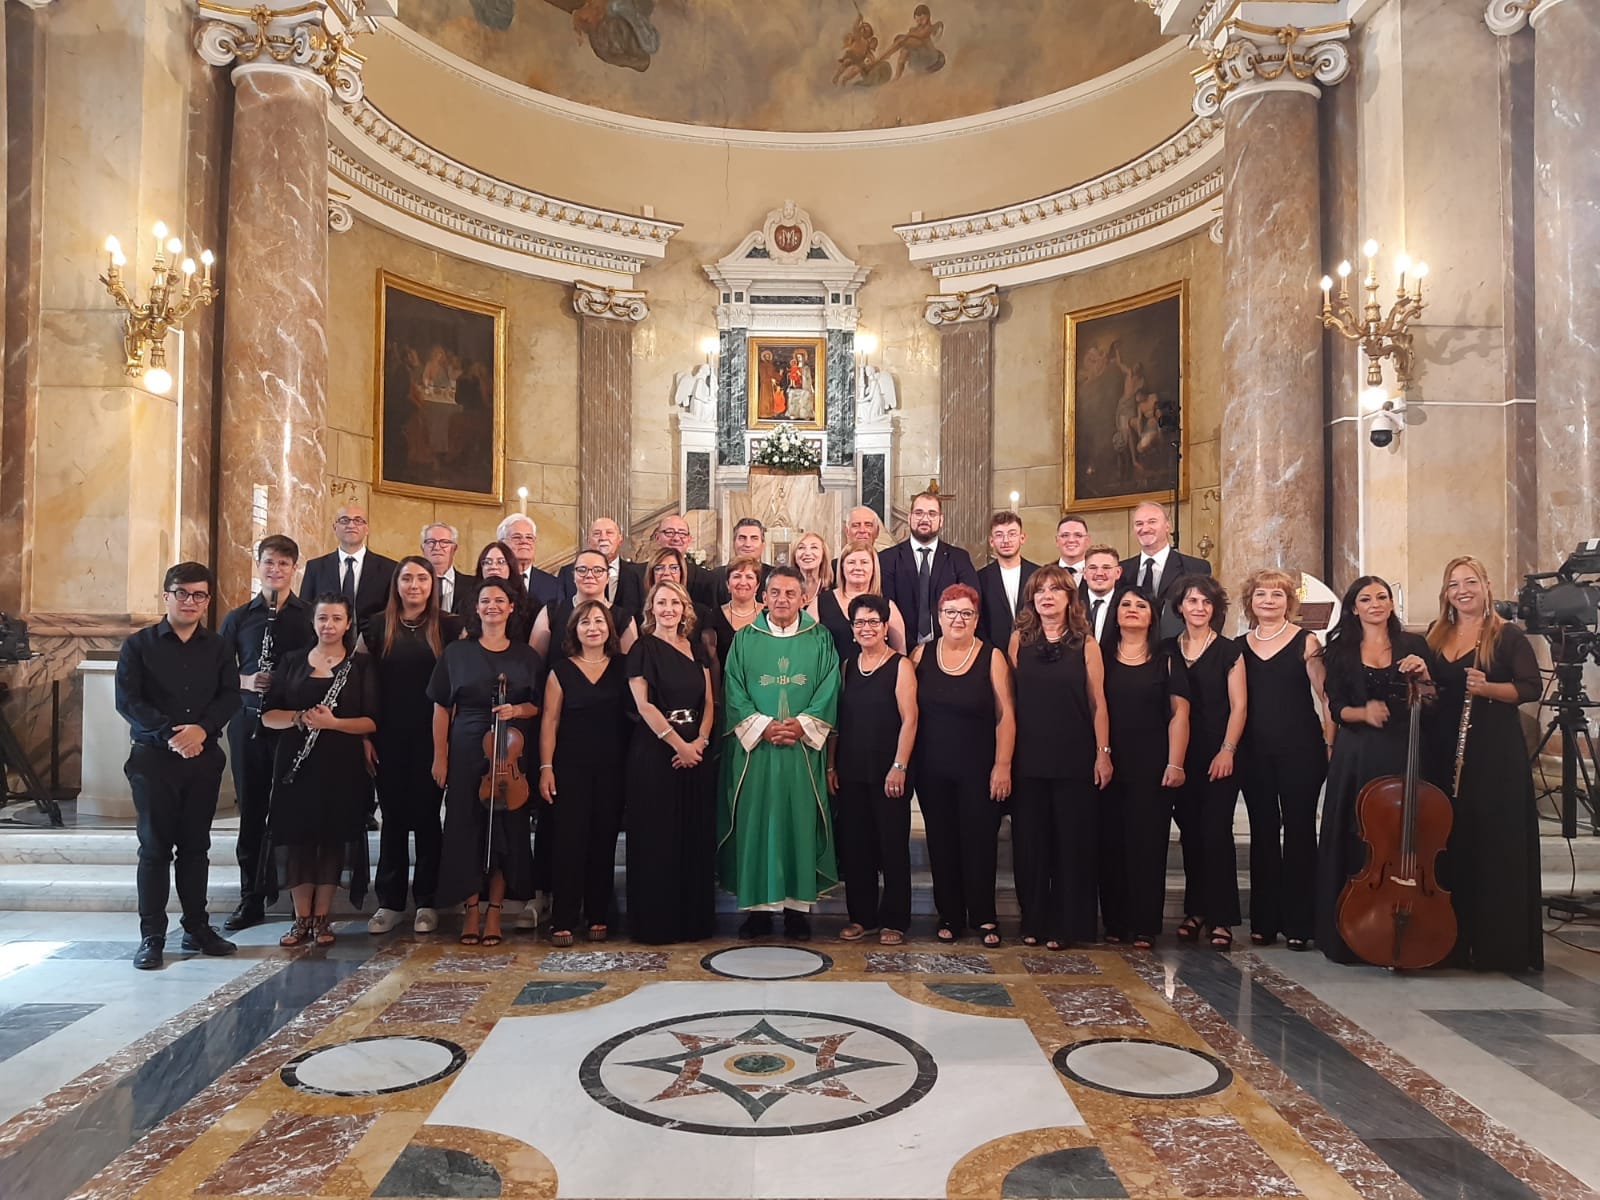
[
  {"x1": 1098, "y1": 746, "x2": 1112, "y2": 755},
  {"x1": 539, "y1": 764, "x2": 554, "y2": 770},
  {"x1": 1221, "y1": 740, "x2": 1237, "y2": 752},
  {"x1": 891, "y1": 762, "x2": 907, "y2": 772},
  {"x1": 656, "y1": 725, "x2": 672, "y2": 740},
  {"x1": 1168, "y1": 763, "x2": 1186, "y2": 772}
]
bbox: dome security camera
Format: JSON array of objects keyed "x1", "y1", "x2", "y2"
[{"x1": 1368, "y1": 399, "x2": 1407, "y2": 448}]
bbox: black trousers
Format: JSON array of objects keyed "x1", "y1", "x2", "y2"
[
  {"x1": 917, "y1": 772, "x2": 999, "y2": 931},
  {"x1": 835, "y1": 775, "x2": 912, "y2": 932},
  {"x1": 373, "y1": 749, "x2": 444, "y2": 911},
  {"x1": 1174, "y1": 762, "x2": 1242, "y2": 927},
  {"x1": 1011, "y1": 776, "x2": 1098, "y2": 943},
  {"x1": 1097, "y1": 785, "x2": 1129, "y2": 938},
  {"x1": 1120, "y1": 775, "x2": 1175, "y2": 939},
  {"x1": 547, "y1": 758, "x2": 624, "y2": 932},
  {"x1": 125, "y1": 742, "x2": 224, "y2": 940},
  {"x1": 225, "y1": 711, "x2": 274, "y2": 904},
  {"x1": 1241, "y1": 747, "x2": 1325, "y2": 941}
]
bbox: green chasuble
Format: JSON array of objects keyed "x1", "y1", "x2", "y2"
[{"x1": 717, "y1": 611, "x2": 841, "y2": 908}]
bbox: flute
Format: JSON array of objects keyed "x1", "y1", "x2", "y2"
[
  {"x1": 1452, "y1": 649, "x2": 1476, "y2": 795},
  {"x1": 252, "y1": 587, "x2": 280, "y2": 740}
]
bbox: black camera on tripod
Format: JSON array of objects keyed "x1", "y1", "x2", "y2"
[
  {"x1": 1496, "y1": 541, "x2": 1600, "y2": 666},
  {"x1": 0, "y1": 613, "x2": 30, "y2": 664}
]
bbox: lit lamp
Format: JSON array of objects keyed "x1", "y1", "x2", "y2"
[
  {"x1": 516, "y1": 485, "x2": 529, "y2": 515},
  {"x1": 698, "y1": 335, "x2": 719, "y2": 366},
  {"x1": 98, "y1": 222, "x2": 217, "y2": 394},
  {"x1": 1319, "y1": 239, "x2": 1427, "y2": 391},
  {"x1": 854, "y1": 331, "x2": 879, "y2": 366}
]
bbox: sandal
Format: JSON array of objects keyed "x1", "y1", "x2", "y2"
[
  {"x1": 1286, "y1": 937, "x2": 1309, "y2": 952},
  {"x1": 979, "y1": 924, "x2": 1002, "y2": 949},
  {"x1": 1132, "y1": 934, "x2": 1155, "y2": 950},
  {"x1": 1103, "y1": 933, "x2": 1125, "y2": 945},
  {"x1": 313, "y1": 916, "x2": 336, "y2": 947},
  {"x1": 1250, "y1": 931, "x2": 1276, "y2": 947},
  {"x1": 587, "y1": 924, "x2": 609, "y2": 943},
  {"x1": 879, "y1": 929, "x2": 905, "y2": 946},
  {"x1": 459, "y1": 904, "x2": 482, "y2": 946},
  {"x1": 1045, "y1": 940, "x2": 1065, "y2": 952},
  {"x1": 481, "y1": 902, "x2": 504, "y2": 948},
  {"x1": 1020, "y1": 935, "x2": 1040, "y2": 948},
  {"x1": 1209, "y1": 925, "x2": 1234, "y2": 950},
  {"x1": 935, "y1": 923, "x2": 957, "y2": 944},
  {"x1": 838, "y1": 923, "x2": 868, "y2": 942},
  {"x1": 1176, "y1": 915, "x2": 1205, "y2": 943},
  {"x1": 279, "y1": 916, "x2": 314, "y2": 948},
  {"x1": 550, "y1": 930, "x2": 574, "y2": 947}
]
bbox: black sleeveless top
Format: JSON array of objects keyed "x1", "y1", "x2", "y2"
[
  {"x1": 1012, "y1": 636, "x2": 1094, "y2": 780},
  {"x1": 1104, "y1": 648, "x2": 1188, "y2": 788},
  {"x1": 1240, "y1": 628, "x2": 1322, "y2": 753},
  {"x1": 549, "y1": 655, "x2": 631, "y2": 767},
  {"x1": 816, "y1": 589, "x2": 856, "y2": 664},
  {"x1": 836, "y1": 652, "x2": 904, "y2": 782},
  {"x1": 1167, "y1": 634, "x2": 1242, "y2": 763},
  {"x1": 914, "y1": 639, "x2": 997, "y2": 780}
]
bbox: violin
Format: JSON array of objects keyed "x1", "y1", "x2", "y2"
[
  {"x1": 1336, "y1": 673, "x2": 1457, "y2": 969},
  {"x1": 478, "y1": 673, "x2": 530, "y2": 813}
]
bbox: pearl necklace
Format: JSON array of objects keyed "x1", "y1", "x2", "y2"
[
  {"x1": 1180, "y1": 629, "x2": 1216, "y2": 667},
  {"x1": 1252, "y1": 620, "x2": 1290, "y2": 643},
  {"x1": 857, "y1": 648, "x2": 892, "y2": 677},
  {"x1": 728, "y1": 602, "x2": 758, "y2": 619},
  {"x1": 937, "y1": 639, "x2": 977, "y2": 674},
  {"x1": 1116, "y1": 646, "x2": 1150, "y2": 665}
]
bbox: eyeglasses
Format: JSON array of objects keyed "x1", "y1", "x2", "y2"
[
  {"x1": 574, "y1": 566, "x2": 607, "y2": 578},
  {"x1": 334, "y1": 516, "x2": 367, "y2": 528},
  {"x1": 422, "y1": 538, "x2": 456, "y2": 549},
  {"x1": 940, "y1": 608, "x2": 977, "y2": 621},
  {"x1": 851, "y1": 618, "x2": 884, "y2": 629},
  {"x1": 910, "y1": 508, "x2": 941, "y2": 519},
  {"x1": 167, "y1": 587, "x2": 211, "y2": 604}
]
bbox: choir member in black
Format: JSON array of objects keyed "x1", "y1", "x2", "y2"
[
  {"x1": 911, "y1": 583, "x2": 1016, "y2": 946},
  {"x1": 531, "y1": 548, "x2": 639, "y2": 664},
  {"x1": 1102, "y1": 588, "x2": 1189, "y2": 947},
  {"x1": 1423, "y1": 555, "x2": 1542, "y2": 972},
  {"x1": 815, "y1": 541, "x2": 908, "y2": 663},
  {"x1": 260, "y1": 594, "x2": 378, "y2": 947},
  {"x1": 626, "y1": 581, "x2": 717, "y2": 944},
  {"x1": 706, "y1": 556, "x2": 764, "y2": 669},
  {"x1": 1315, "y1": 575, "x2": 1434, "y2": 963},
  {"x1": 826, "y1": 594, "x2": 918, "y2": 945},
  {"x1": 1168, "y1": 575, "x2": 1247, "y2": 949},
  {"x1": 794, "y1": 532, "x2": 835, "y2": 622},
  {"x1": 116, "y1": 563, "x2": 242, "y2": 969},
  {"x1": 538, "y1": 601, "x2": 632, "y2": 946},
  {"x1": 646, "y1": 547, "x2": 719, "y2": 667},
  {"x1": 1238, "y1": 568, "x2": 1332, "y2": 950},
  {"x1": 1007, "y1": 566, "x2": 1112, "y2": 949},
  {"x1": 473, "y1": 541, "x2": 533, "y2": 642},
  {"x1": 429, "y1": 580, "x2": 544, "y2": 946},
  {"x1": 363, "y1": 556, "x2": 460, "y2": 936},
  {"x1": 218, "y1": 535, "x2": 311, "y2": 932}
]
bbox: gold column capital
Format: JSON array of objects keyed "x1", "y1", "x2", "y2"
[
  {"x1": 572, "y1": 280, "x2": 649, "y2": 322},
  {"x1": 193, "y1": 0, "x2": 377, "y2": 103},
  {"x1": 1193, "y1": 19, "x2": 1351, "y2": 117},
  {"x1": 923, "y1": 284, "x2": 1000, "y2": 327}
]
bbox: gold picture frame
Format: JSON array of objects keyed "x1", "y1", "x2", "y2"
[
  {"x1": 374, "y1": 270, "x2": 507, "y2": 505},
  {"x1": 1064, "y1": 280, "x2": 1188, "y2": 513},
  {"x1": 746, "y1": 335, "x2": 827, "y2": 430}
]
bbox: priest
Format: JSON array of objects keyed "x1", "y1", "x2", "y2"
[{"x1": 718, "y1": 564, "x2": 841, "y2": 940}]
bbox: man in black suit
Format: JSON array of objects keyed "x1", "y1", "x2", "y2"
[
  {"x1": 1080, "y1": 543, "x2": 1123, "y2": 648},
  {"x1": 1120, "y1": 501, "x2": 1210, "y2": 639},
  {"x1": 709, "y1": 517, "x2": 772, "y2": 605},
  {"x1": 1055, "y1": 513, "x2": 1091, "y2": 587},
  {"x1": 637, "y1": 513, "x2": 713, "y2": 605},
  {"x1": 976, "y1": 510, "x2": 1037, "y2": 650},
  {"x1": 422, "y1": 522, "x2": 476, "y2": 616},
  {"x1": 880, "y1": 491, "x2": 980, "y2": 645},
  {"x1": 498, "y1": 514, "x2": 561, "y2": 610},
  {"x1": 298, "y1": 502, "x2": 398, "y2": 633},
  {"x1": 557, "y1": 516, "x2": 644, "y2": 624}
]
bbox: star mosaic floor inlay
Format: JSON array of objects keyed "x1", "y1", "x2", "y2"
[{"x1": 2, "y1": 911, "x2": 1600, "y2": 1199}]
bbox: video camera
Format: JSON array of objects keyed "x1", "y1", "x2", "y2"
[
  {"x1": 1498, "y1": 541, "x2": 1600, "y2": 665},
  {"x1": 0, "y1": 613, "x2": 29, "y2": 664}
]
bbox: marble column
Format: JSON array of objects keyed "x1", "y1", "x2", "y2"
[
  {"x1": 1197, "y1": 22, "x2": 1349, "y2": 581},
  {"x1": 573, "y1": 281, "x2": 648, "y2": 532},
  {"x1": 195, "y1": 2, "x2": 372, "y2": 604},
  {"x1": 1491, "y1": 0, "x2": 1600, "y2": 564},
  {"x1": 924, "y1": 285, "x2": 999, "y2": 558}
]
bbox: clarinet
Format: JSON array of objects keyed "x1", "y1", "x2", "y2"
[
  {"x1": 282, "y1": 654, "x2": 355, "y2": 784},
  {"x1": 1452, "y1": 649, "x2": 1477, "y2": 795},
  {"x1": 252, "y1": 587, "x2": 280, "y2": 740}
]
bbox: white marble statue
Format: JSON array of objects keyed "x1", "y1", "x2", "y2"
[
  {"x1": 858, "y1": 364, "x2": 898, "y2": 426},
  {"x1": 672, "y1": 363, "x2": 717, "y2": 427}
]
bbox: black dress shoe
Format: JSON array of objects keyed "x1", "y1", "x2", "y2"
[
  {"x1": 783, "y1": 909, "x2": 812, "y2": 941},
  {"x1": 181, "y1": 925, "x2": 238, "y2": 956},
  {"x1": 132, "y1": 937, "x2": 164, "y2": 970},
  {"x1": 223, "y1": 902, "x2": 265, "y2": 932},
  {"x1": 738, "y1": 912, "x2": 773, "y2": 939}
]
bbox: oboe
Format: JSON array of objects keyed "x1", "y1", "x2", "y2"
[
  {"x1": 252, "y1": 587, "x2": 280, "y2": 740},
  {"x1": 282, "y1": 655, "x2": 354, "y2": 784}
]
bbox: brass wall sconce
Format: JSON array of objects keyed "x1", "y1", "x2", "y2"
[
  {"x1": 1320, "y1": 239, "x2": 1426, "y2": 390},
  {"x1": 99, "y1": 222, "x2": 217, "y2": 395}
]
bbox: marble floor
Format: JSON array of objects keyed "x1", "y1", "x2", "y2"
[{"x1": 2, "y1": 913, "x2": 1600, "y2": 1198}]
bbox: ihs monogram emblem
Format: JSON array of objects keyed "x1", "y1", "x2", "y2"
[{"x1": 758, "y1": 656, "x2": 808, "y2": 688}]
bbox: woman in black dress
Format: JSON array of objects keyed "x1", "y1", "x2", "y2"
[
  {"x1": 827, "y1": 594, "x2": 918, "y2": 945},
  {"x1": 429, "y1": 580, "x2": 543, "y2": 946},
  {"x1": 261, "y1": 593, "x2": 378, "y2": 947},
  {"x1": 1007, "y1": 565, "x2": 1112, "y2": 949},
  {"x1": 538, "y1": 600, "x2": 631, "y2": 946},
  {"x1": 363, "y1": 556, "x2": 460, "y2": 936},
  {"x1": 1316, "y1": 575, "x2": 1434, "y2": 963},
  {"x1": 911, "y1": 583, "x2": 1016, "y2": 947},
  {"x1": 1423, "y1": 555, "x2": 1542, "y2": 971},
  {"x1": 1102, "y1": 588, "x2": 1189, "y2": 948},
  {"x1": 646, "y1": 547, "x2": 719, "y2": 667},
  {"x1": 473, "y1": 541, "x2": 532, "y2": 643},
  {"x1": 626, "y1": 580, "x2": 717, "y2": 944},
  {"x1": 531, "y1": 549, "x2": 639, "y2": 665},
  {"x1": 1169, "y1": 574, "x2": 1247, "y2": 950},
  {"x1": 816, "y1": 541, "x2": 908, "y2": 663},
  {"x1": 707, "y1": 557, "x2": 764, "y2": 670},
  {"x1": 1238, "y1": 568, "x2": 1333, "y2": 950}
]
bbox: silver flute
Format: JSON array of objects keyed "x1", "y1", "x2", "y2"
[
  {"x1": 252, "y1": 587, "x2": 280, "y2": 740},
  {"x1": 282, "y1": 655, "x2": 354, "y2": 784}
]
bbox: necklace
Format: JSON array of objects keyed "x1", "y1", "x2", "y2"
[
  {"x1": 1181, "y1": 629, "x2": 1215, "y2": 666},
  {"x1": 728, "y1": 601, "x2": 758, "y2": 619},
  {"x1": 1252, "y1": 620, "x2": 1290, "y2": 643},
  {"x1": 1117, "y1": 645, "x2": 1150, "y2": 665},
  {"x1": 937, "y1": 638, "x2": 977, "y2": 674},
  {"x1": 857, "y1": 647, "x2": 892, "y2": 676},
  {"x1": 399, "y1": 615, "x2": 424, "y2": 631},
  {"x1": 578, "y1": 650, "x2": 608, "y2": 664}
]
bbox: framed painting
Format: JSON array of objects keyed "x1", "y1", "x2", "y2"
[
  {"x1": 746, "y1": 335, "x2": 827, "y2": 430},
  {"x1": 374, "y1": 271, "x2": 506, "y2": 505},
  {"x1": 1064, "y1": 280, "x2": 1188, "y2": 512}
]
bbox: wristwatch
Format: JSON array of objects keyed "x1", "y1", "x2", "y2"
[
  {"x1": 891, "y1": 761, "x2": 907, "y2": 772},
  {"x1": 1099, "y1": 745, "x2": 1112, "y2": 755}
]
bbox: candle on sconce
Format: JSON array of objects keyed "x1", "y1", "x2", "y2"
[
  {"x1": 104, "y1": 235, "x2": 122, "y2": 275},
  {"x1": 1413, "y1": 261, "x2": 1428, "y2": 305},
  {"x1": 1362, "y1": 238, "x2": 1379, "y2": 285},
  {"x1": 200, "y1": 248, "x2": 215, "y2": 286},
  {"x1": 1008, "y1": 490, "x2": 1020, "y2": 507},
  {"x1": 1394, "y1": 254, "x2": 1410, "y2": 297},
  {"x1": 854, "y1": 331, "x2": 879, "y2": 367},
  {"x1": 698, "y1": 335, "x2": 719, "y2": 365},
  {"x1": 516, "y1": 485, "x2": 529, "y2": 515},
  {"x1": 1320, "y1": 275, "x2": 1333, "y2": 309}
]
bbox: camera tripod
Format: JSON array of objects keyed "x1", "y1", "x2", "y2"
[
  {"x1": 0, "y1": 683, "x2": 63, "y2": 826},
  {"x1": 1533, "y1": 660, "x2": 1600, "y2": 918}
]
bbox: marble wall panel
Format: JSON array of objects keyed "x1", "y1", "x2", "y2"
[
  {"x1": 579, "y1": 313, "x2": 634, "y2": 530},
  {"x1": 716, "y1": 327, "x2": 747, "y2": 467},
  {"x1": 825, "y1": 329, "x2": 854, "y2": 466},
  {"x1": 1498, "y1": 33, "x2": 1538, "y2": 580},
  {"x1": 937, "y1": 320, "x2": 994, "y2": 556},
  {"x1": 1322, "y1": 28, "x2": 1363, "y2": 588}
]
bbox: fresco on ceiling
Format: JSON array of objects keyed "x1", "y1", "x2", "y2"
[{"x1": 413, "y1": 1, "x2": 1166, "y2": 132}]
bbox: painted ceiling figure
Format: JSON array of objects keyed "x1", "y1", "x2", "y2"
[{"x1": 545, "y1": 0, "x2": 660, "y2": 71}]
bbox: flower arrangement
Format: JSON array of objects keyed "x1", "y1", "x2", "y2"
[
  {"x1": 752, "y1": 424, "x2": 822, "y2": 473},
  {"x1": 685, "y1": 548, "x2": 709, "y2": 567}
]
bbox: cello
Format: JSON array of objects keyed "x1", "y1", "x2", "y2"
[
  {"x1": 478, "y1": 673, "x2": 530, "y2": 872},
  {"x1": 1336, "y1": 674, "x2": 1457, "y2": 969}
]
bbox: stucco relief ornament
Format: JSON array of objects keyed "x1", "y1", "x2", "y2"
[
  {"x1": 1192, "y1": 20, "x2": 1351, "y2": 117},
  {"x1": 328, "y1": 194, "x2": 354, "y2": 233},
  {"x1": 857, "y1": 365, "x2": 898, "y2": 427},
  {"x1": 922, "y1": 284, "x2": 1000, "y2": 326},
  {"x1": 761, "y1": 201, "x2": 817, "y2": 265},
  {"x1": 194, "y1": 1, "x2": 376, "y2": 104},
  {"x1": 672, "y1": 363, "x2": 718, "y2": 427},
  {"x1": 573, "y1": 280, "x2": 650, "y2": 321},
  {"x1": 1484, "y1": 0, "x2": 1544, "y2": 35}
]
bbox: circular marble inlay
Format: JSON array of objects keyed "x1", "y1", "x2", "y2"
[
  {"x1": 1053, "y1": 1038, "x2": 1232, "y2": 1100},
  {"x1": 581, "y1": 1009, "x2": 937, "y2": 1136},
  {"x1": 700, "y1": 946, "x2": 833, "y2": 980},
  {"x1": 282, "y1": 1035, "x2": 467, "y2": 1097}
]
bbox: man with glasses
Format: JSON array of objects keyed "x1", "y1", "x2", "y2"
[
  {"x1": 422, "y1": 523, "x2": 475, "y2": 616},
  {"x1": 880, "y1": 491, "x2": 980, "y2": 646},
  {"x1": 639, "y1": 513, "x2": 712, "y2": 605},
  {"x1": 1080, "y1": 544, "x2": 1124, "y2": 647},
  {"x1": 977, "y1": 510, "x2": 1037, "y2": 649},
  {"x1": 300, "y1": 502, "x2": 398, "y2": 634},
  {"x1": 115, "y1": 563, "x2": 242, "y2": 970},
  {"x1": 497, "y1": 514, "x2": 560, "y2": 609},
  {"x1": 1055, "y1": 514, "x2": 1091, "y2": 584}
]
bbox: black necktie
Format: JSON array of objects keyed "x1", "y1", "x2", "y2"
[
  {"x1": 917, "y1": 546, "x2": 933, "y2": 641},
  {"x1": 341, "y1": 555, "x2": 357, "y2": 605},
  {"x1": 1091, "y1": 597, "x2": 1104, "y2": 636},
  {"x1": 1140, "y1": 558, "x2": 1155, "y2": 594}
]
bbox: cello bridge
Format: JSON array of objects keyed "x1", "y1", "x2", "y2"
[{"x1": 1387, "y1": 875, "x2": 1418, "y2": 888}]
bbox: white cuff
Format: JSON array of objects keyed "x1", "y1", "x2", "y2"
[
  {"x1": 735, "y1": 714, "x2": 771, "y2": 750},
  {"x1": 795, "y1": 714, "x2": 830, "y2": 751}
]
